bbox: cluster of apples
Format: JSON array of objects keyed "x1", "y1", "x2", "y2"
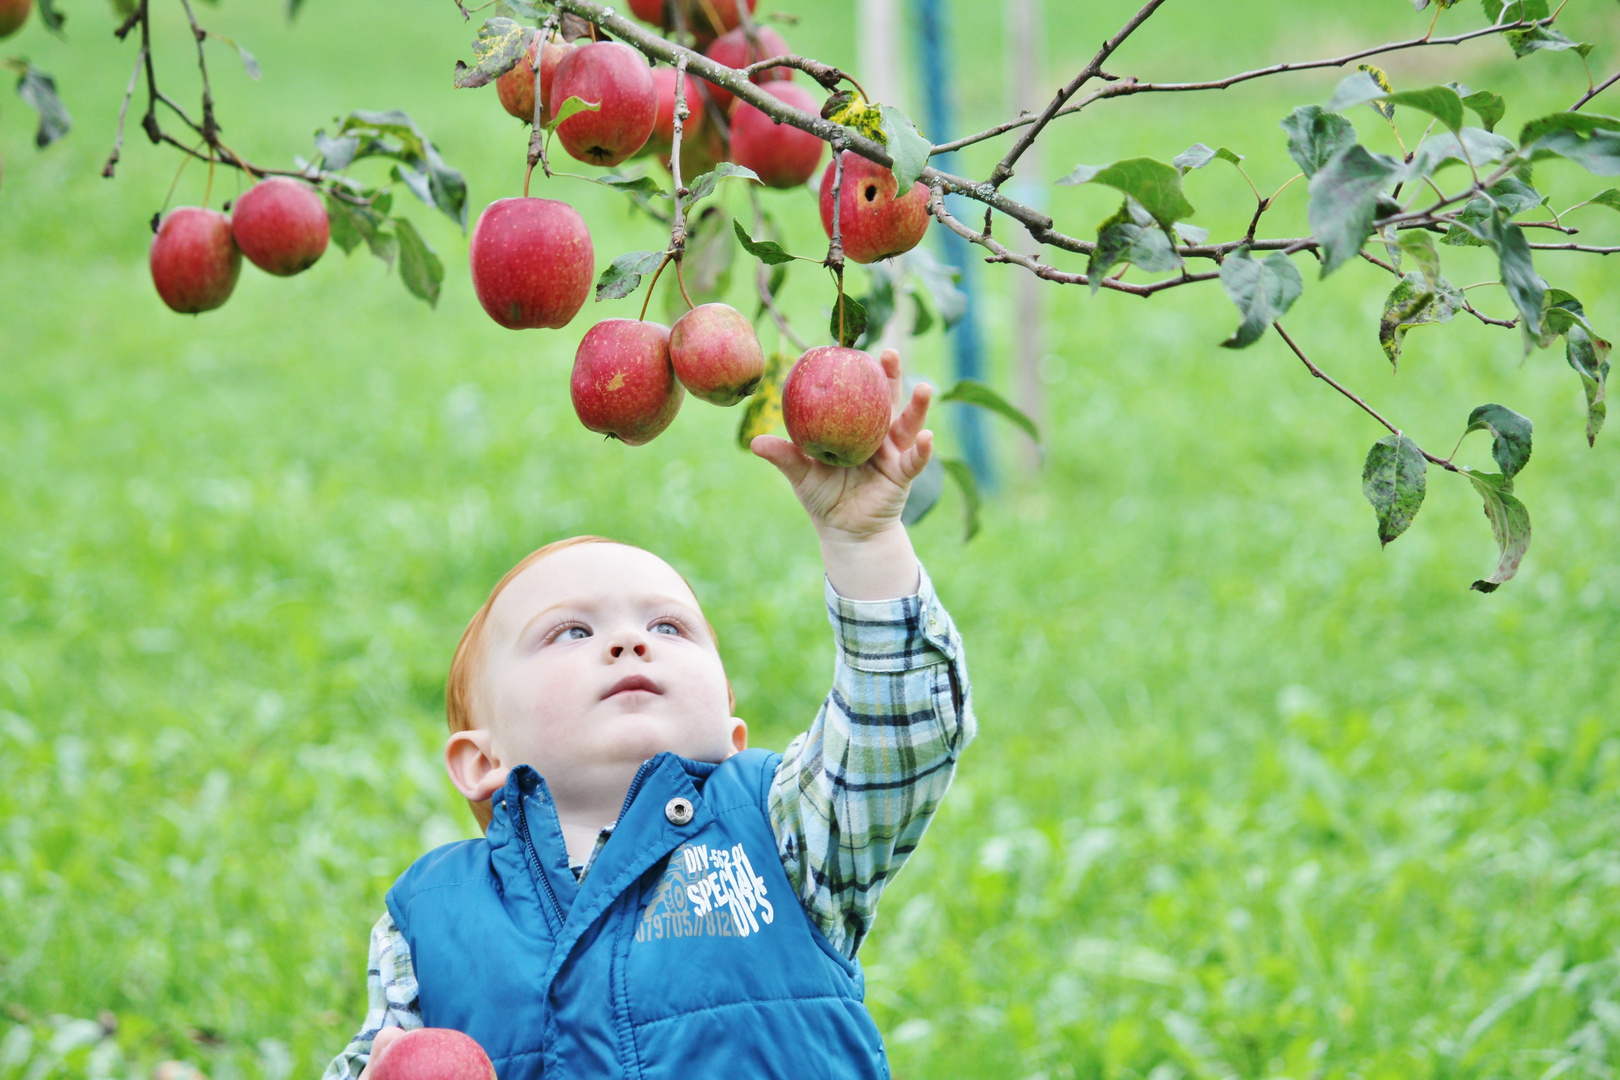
[
  {"x1": 472, "y1": 7, "x2": 931, "y2": 466},
  {"x1": 148, "y1": 177, "x2": 331, "y2": 313}
]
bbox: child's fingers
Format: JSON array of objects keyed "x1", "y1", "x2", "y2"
[
  {"x1": 751, "y1": 434, "x2": 815, "y2": 487},
  {"x1": 359, "y1": 1027, "x2": 405, "y2": 1080},
  {"x1": 899, "y1": 429, "x2": 934, "y2": 482},
  {"x1": 890, "y1": 382, "x2": 931, "y2": 451},
  {"x1": 880, "y1": 348, "x2": 904, "y2": 413}
]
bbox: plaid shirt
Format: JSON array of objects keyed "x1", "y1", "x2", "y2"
[{"x1": 321, "y1": 567, "x2": 972, "y2": 1080}]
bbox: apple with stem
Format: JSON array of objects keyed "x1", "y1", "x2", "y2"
[
  {"x1": 469, "y1": 197, "x2": 594, "y2": 330},
  {"x1": 231, "y1": 177, "x2": 329, "y2": 276},
  {"x1": 571, "y1": 319, "x2": 684, "y2": 444},
  {"x1": 150, "y1": 207, "x2": 242, "y2": 314},
  {"x1": 701, "y1": 26, "x2": 792, "y2": 113},
  {"x1": 779, "y1": 345, "x2": 893, "y2": 467},
  {"x1": 669, "y1": 303, "x2": 765, "y2": 405},
  {"x1": 550, "y1": 41, "x2": 658, "y2": 167},
  {"x1": 819, "y1": 150, "x2": 931, "y2": 264},
  {"x1": 0, "y1": 0, "x2": 32, "y2": 38},
  {"x1": 729, "y1": 82, "x2": 825, "y2": 189}
]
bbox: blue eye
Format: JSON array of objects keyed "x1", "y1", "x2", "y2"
[
  {"x1": 652, "y1": 621, "x2": 681, "y2": 636},
  {"x1": 562, "y1": 625, "x2": 591, "y2": 641}
]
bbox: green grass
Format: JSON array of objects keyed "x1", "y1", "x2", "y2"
[{"x1": 3, "y1": 2, "x2": 1620, "y2": 1078}]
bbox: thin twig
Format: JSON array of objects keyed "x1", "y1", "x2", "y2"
[
  {"x1": 1272, "y1": 321, "x2": 1459, "y2": 472},
  {"x1": 1527, "y1": 242, "x2": 1620, "y2": 254},
  {"x1": 987, "y1": 0, "x2": 1169, "y2": 189},
  {"x1": 103, "y1": 47, "x2": 146, "y2": 177},
  {"x1": 175, "y1": 0, "x2": 219, "y2": 145}
]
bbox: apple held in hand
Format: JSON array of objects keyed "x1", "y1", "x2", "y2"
[
  {"x1": 150, "y1": 207, "x2": 242, "y2": 314},
  {"x1": 551, "y1": 41, "x2": 657, "y2": 167},
  {"x1": 368, "y1": 1030, "x2": 495, "y2": 1080},
  {"x1": 645, "y1": 67, "x2": 705, "y2": 157},
  {"x1": 231, "y1": 177, "x2": 329, "y2": 277},
  {"x1": 572, "y1": 319, "x2": 684, "y2": 444},
  {"x1": 470, "y1": 197, "x2": 594, "y2": 330},
  {"x1": 670, "y1": 303, "x2": 765, "y2": 406},
  {"x1": 701, "y1": 26, "x2": 792, "y2": 113},
  {"x1": 820, "y1": 151, "x2": 931, "y2": 264},
  {"x1": 0, "y1": 0, "x2": 32, "y2": 39},
  {"x1": 729, "y1": 82, "x2": 825, "y2": 189},
  {"x1": 782, "y1": 345, "x2": 891, "y2": 467}
]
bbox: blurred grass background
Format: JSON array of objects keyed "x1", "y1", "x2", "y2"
[{"x1": 3, "y1": 1, "x2": 1620, "y2": 1077}]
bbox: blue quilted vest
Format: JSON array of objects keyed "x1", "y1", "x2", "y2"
[{"x1": 385, "y1": 750, "x2": 890, "y2": 1080}]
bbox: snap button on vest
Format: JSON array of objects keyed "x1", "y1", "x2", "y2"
[{"x1": 664, "y1": 797, "x2": 693, "y2": 825}]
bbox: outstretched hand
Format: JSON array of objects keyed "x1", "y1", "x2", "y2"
[
  {"x1": 751, "y1": 348, "x2": 933, "y2": 542},
  {"x1": 752, "y1": 348, "x2": 931, "y2": 600}
]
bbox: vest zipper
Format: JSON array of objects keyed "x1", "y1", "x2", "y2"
[
  {"x1": 616, "y1": 757, "x2": 660, "y2": 822},
  {"x1": 512, "y1": 788, "x2": 569, "y2": 929}
]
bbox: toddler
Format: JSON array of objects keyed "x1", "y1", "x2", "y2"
[{"x1": 321, "y1": 349, "x2": 974, "y2": 1080}]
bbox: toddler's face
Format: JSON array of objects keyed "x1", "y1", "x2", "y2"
[{"x1": 473, "y1": 543, "x2": 743, "y2": 809}]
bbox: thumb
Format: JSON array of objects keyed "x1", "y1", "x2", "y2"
[
  {"x1": 751, "y1": 434, "x2": 814, "y2": 487},
  {"x1": 360, "y1": 1027, "x2": 406, "y2": 1080}
]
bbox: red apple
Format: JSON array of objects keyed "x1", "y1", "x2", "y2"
[
  {"x1": 551, "y1": 41, "x2": 657, "y2": 167},
  {"x1": 469, "y1": 197, "x2": 594, "y2": 330},
  {"x1": 680, "y1": 0, "x2": 756, "y2": 43},
  {"x1": 368, "y1": 1030, "x2": 494, "y2": 1080},
  {"x1": 729, "y1": 82, "x2": 824, "y2": 189},
  {"x1": 0, "y1": 0, "x2": 31, "y2": 38},
  {"x1": 701, "y1": 26, "x2": 791, "y2": 113},
  {"x1": 497, "y1": 35, "x2": 578, "y2": 123},
  {"x1": 645, "y1": 67, "x2": 705, "y2": 157},
  {"x1": 571, "y1": 319, "x2": 684, "y2": 444},
  {"x1": 781, "y1": 345, "x2": 891, "y2": 467},
  {"x1": 669, "y1": 303, "x2": 765, "y2": 406},
  {"x1": 658, "y1": 123, "x2": 728, "y2": 179},
  {"x1": 628, "y1": 0, "x2": 668, "y2": 26},
  {"x1": 231, "y1": 177, "x2": 329, "y2": 277},
  {"x1": 150, "y1": 207, "x2": 242, "y2": 314},
  {"x1": 819, "y1": 150, "x2": 931, "y2": 264}
]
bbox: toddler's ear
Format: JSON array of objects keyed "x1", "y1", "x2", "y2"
[
  {"x1": 446, "y1": 729, "x2": 508, "y2": 802},
  {"x1": 730, "y1": 718, "x2": 748, "y2": 755}
]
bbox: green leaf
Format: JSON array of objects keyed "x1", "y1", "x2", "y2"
[
  {"x1": 1088, "y1": 199, "x2": 1181, "y2": 292},
  {"x1": 1327, "y1": 72, "x2": 1465, "y2": 133},
  {"x1": 940, "y1": 458, "x2": 983, "y2": 542},
  {"x1": 453, "y1": 18, "x2": 531, "y2": 90},
  {"x1": 736, "y1": 350, "x2": 791, "y2": 448},
  {"x1": 1464, "y1": 403, "x2": 1533, "y2": 479},
  {"x1": 1457, "y1": 206, "x2": 1546, "y2": 337},
  {"x1": 1408, "y1": 127, "x2": 1516, "y2": 178},
  {"x1": 1505, "y1": 25, "x2": 1589, "y2": 58},
  {"x1": 830, "y1": 291, "x2": 868, "y2": 347},
  {"x1": 324, "y1": 193, "x2": 396, "y2": 263},
  {"x1": 1461, "y1": 90, "x2": 1505, "y2": 132},
  {"x1": 1534, "y1": 288, "x2": 1589, "y2": 348},
  {"x1": 315, "y1": 130, "x2": 360, "y2": 170},
  {"x1": 14, "y1": 66, "x2": 71, "y2": 148},
  {"x1": 1361, "y1": 434, "x2": 1427, "y2": 546},
  {"x1": 1058, "y1": 157, "x2": 1196, "y2": 231},
  {"x1": 901, "y1": 454, "x2": 946, "y2": 526},
  {"x1": 1523, "y1": 117, "x2": 1620, "y2": 176},
  {"x1": 1519, "y1": 111, "x2": 1620, "y2": 146},
  {"x1": 1397, "y1": 231, "x2": 1442, "y2": 288},
  {"x1": 1173, "y1": 143, "x2": 1243, "y2": 173},
  {"x1": 546, "y1": 94, "x2": 601, "y2": 131},
  {"x1": 1218, "y1": 248, "x2": 1303, "y2": 349},
  {"x1": 591, "y1": 173, "x2": 670, "y2": 200},
  {"x1": 732, "y1": 219, "x2": 798, "y2": 265},
  {"x1": 230, "y1": 41, "x2": 262, "y2": 80},
  {"x1": 1379, "y1": 272, "x2": 1463, "y2": 368},
  {"x1": 937, "y1": 379, "x2": 1040, "y2": 442},
  {"x1": 905, "y1": 247, "x2": 966, "y2": 328},
  {"x1": 1464, "y1": 471, "x2": 1531, "y2": 592},
  {"x1": 1583, "y1": 188, "x2": 1620, "y2": 211},
  {"x1": 1306, "y1": 144, "x2": 1404, "y2": 276},
  {"x1": 336, "y1": 111, "x2": 467, "y2": 228},
  {"x1": 1280, "y1": 105, "x2": 1357, "y2": 179},
  {"x1": 393, "y1": 218, "x2": 443, "y2": 307},
  {"x1": 37, "y1": 0, "x2": 64, "y2": 33},
  {"x1": 878, "y1": 105, "x2": 931, "y2": 190},
  {"x1": 595, "y1": 249, "x2": 667, "y2": 302},
  {"x1": 1566, "y1": 324, "x2": 1611, "y2": 446},
  {"x1": 1482, "y1": 0, "x2": 1549, "y2": 20},
  {"x1": 684, "y1": 161, "x2": 760, "y2": 207}
]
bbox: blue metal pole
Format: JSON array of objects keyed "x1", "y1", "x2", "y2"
[{"x1": 913, "y1": 0, "x2": 993, "y2": 488}]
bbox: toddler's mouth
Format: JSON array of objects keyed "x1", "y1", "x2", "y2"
[{"x1": 603, "y1": 674, "x2": 661, "y2": 699}]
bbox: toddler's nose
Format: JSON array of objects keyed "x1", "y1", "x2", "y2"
[{"x1": 610, "y1": 640, "x2": 648, "y2": 658}]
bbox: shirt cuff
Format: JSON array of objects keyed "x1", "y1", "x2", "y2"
[{"x1": 825, "y1": 563, "x2": 959, "y2": 673}]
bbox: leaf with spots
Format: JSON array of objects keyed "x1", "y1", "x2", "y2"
[
  {"x1": 1567, "y1": 325, "x2": 1611, "y2": 446},
  {"x1": 1306, "y1": 144, "x2": 1404, "y2": 276},
  {"x1": 1218, "y1": 248, "x2": 1303, "y2": 349},
  {"x1": 1280, "y1": 105, "x2": 1357, "y2": 178},
  {"x1": 453, "y1": 18, "x2": 532, "y2": 89},
  {"x1": 1362, "y1": 434, "x2": 1427, "y2": 546},
  {"x1": 595, "y1": 249, "x2": 667, "y2": 302},
  {"x1": 1464, "y1": 403, "x2": 1533, "y2": 480},
  {"x1": 1465, "y1": 471, "x2": 1531, "y2": 593},
  {"x1": 1379, "y1": 272, "x2": 1462, "y2": 368},
  {"x1": 736, "y1": 351, "x2": 792, "y2": 448}
]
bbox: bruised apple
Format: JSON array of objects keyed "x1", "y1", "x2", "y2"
[
  {"x1": 645, "y1": 67, "x2": 705, "y2": 157},
  {"x1": 819, "y1": 150, "x2": 930, "y2": 263},
  {"x1": 469, "y1": 197, "x2": 594, "y2": 329},
  {"x1": 368, "y1": 1030, "x2": 495, "y2": 1080},
  {"x1": 729, "y1": 82, "x2": 824, "y2": 189},
  {"x1": 669, "y1": 303, "x2": 764, "y2": 406},
  {"x1": 550, "y1": 41, "x2": 657, "y2": 166},
  {"x1": 150, "y1": 207, "x2": 242, "y2": 314},
  {"x1": 231, "y1": 177, "x2": 329, "y2": 276},
  {"x1": 781, "y1": 345, "x2": 891, "y2": 467},
  {"x1": 571, "y1": 319, "x2": 684, "y2": 444},
  {"x1": 701, "y1": 26, "x2": 791, "y2": 113}
]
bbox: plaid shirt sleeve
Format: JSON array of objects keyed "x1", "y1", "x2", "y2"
[
  {"x1": 319, "y1": 912, "x2": 423, "y2": 1080},
  {"x1": 768, "y1": 563, "x2": 974, "y2": 959}
]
